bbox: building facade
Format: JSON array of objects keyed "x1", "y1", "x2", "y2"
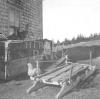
[{"x1": 0, "y1": 0, "x2": 43, "y2": 40}]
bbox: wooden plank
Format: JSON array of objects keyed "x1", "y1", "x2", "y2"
[
  {"x1": 48, "y1": 64, "x2": 85, "y2": 83},
  {"x1": 40, "y1": 64, "x2": 90, "y2": 84},
  {"x1": 40, "y1": 63, "x2": 86, "y2": 81}
]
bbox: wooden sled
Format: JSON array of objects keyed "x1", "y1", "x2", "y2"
[{"x1": 27, "y1": 63, "x2": 96, "y2": 99}]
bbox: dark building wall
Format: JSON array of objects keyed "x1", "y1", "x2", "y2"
[
  {"x1": 0, "y1": 0, "x2": 43, "y2": 39},
  {"x1": 0, "y1": 0, "x2": 9, "y2": 35}
]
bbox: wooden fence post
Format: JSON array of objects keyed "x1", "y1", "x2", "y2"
[{"x1": 89, "y1": 47, "x2": 92, "y2": 66}]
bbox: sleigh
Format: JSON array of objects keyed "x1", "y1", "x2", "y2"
[
  {"x1": 27, "y1": 40, "x2": 100, "y2": 99},
  {"x1": 27, "y1": 61, "x2": 96, "y2": 99}
]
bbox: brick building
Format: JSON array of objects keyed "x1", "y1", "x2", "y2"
[{"x1": 0, "y1": 0, "x2": 43, "y2": 40}]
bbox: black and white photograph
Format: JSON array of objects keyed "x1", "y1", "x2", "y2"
[{"x1": 0, "y1": 0, "x2": 100, "y2": 99}]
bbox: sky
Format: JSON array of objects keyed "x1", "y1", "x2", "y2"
[{"x1": 43, "y1": 0, "x2": 100, "y2": 42}]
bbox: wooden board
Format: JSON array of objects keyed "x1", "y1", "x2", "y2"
[{"x1": 37, "y1": 63, "x2": 91, "y2": 84}]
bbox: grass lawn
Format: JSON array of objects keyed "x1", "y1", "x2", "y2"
[{"x1": 0, "y1": 57, "x2": 100, "y2": 99}]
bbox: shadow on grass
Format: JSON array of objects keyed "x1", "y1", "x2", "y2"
[
  {"x1": 61, "y1": 69, "x2": 100, "y2": 98},
  {"x1": 0, "y1": 72, "x2": 29, "y2": 84},
  {"x1": 13, "y1": 72, "x2": 29, "y2": 81},
  {"x1": 77, "y1": 69, "x2": 100, "y2": 89}
]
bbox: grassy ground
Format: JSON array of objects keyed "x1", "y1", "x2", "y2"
[{"x1": 0, "y1": 57, "x2": 100, "y2": 99}]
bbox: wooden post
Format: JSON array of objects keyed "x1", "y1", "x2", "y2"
[
  {"x1": 69, "y1": 66, "x2": 73, "y2": 83},
  {"x1": 89, "y1": 47, "x2": 92, "y2": 65},
  {"x1": 5, "y1": 65, "x2": 7, "y2": 80},
  {"x1": 4, "y1": 41, "x2": 9, "y2": 80},
  {"x1": 62, "y1": 49, "x2": 64, "y2": 57},
  {"x1": 51, "y1": 41, "x2": 54, "y2": 60},
  {"x1": 62, "y1": 43, "x2": 64, "y2": 57},
  {"x1": 36, "y1": 60, "x2": 40, "y2": 75}
]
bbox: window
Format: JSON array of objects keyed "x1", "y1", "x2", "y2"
[
  {"x1": 9, "y1": 7, "x2": 20, "y2": 35},
  {"x1": 33, "y1": 50, "x2": 39, "y2": 56},
  {"x1": 39, "y1": 42, "x2": 43, "y2": 49}
]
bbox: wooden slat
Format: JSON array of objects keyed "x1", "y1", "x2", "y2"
[{"x1": 40, "y1": 63, "x2": 86, "y2": 81}]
